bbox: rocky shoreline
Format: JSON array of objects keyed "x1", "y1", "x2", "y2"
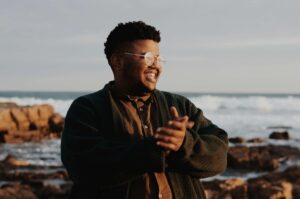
[
  {"x1": 203, "y1": 135, "x2": 300, "y2": 199},
  {"x1": 1, "y1": 102, "x2": 300, "y2": 199},
  {"x1": 0, "y1": 102, "x2": 64, "y2": 144}
]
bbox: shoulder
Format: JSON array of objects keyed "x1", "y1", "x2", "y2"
[
  {"x1": 155, "y1": 90, "x2": 188, "y2": 101},
  {"x1": 155, "y1": 90, "x2": 193, "y2": 106},
  {"x1": 154, "y1": 90, "x2": 196, "y2": 115},
  {"x1": 76, "y1": 89, "x2": 107, "y2": 104},
  {"x1": 67, "y1": 88, "x2": 109, "y2": 117}
]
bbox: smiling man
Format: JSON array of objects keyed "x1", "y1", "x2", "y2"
[{"x1": 61, "y1": 21, "x2": 228, "y2": 199}]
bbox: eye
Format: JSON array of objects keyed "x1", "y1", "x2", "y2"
[{"x1": 144, "y1": 52, "x2": 154, "y2": 65}]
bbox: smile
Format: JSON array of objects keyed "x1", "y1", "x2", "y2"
[{"x1": 145, "y1": 71, "x2": 158, "y2": 82}]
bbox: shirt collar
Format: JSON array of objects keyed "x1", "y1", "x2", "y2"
[{"x1": 108, "y1": 82, "x2": 154, "y2": 105}]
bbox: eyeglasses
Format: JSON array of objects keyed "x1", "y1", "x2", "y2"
[{"x1": 123, "y1": 52, "x2": 166, "y2": 66}]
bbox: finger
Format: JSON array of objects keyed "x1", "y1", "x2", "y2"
[
  {"x1": 186, "y1": 121, "x2": 195, "y2": 129},
  {"x1": 156, "y1": 141, "x2": 178, "y2": 151},
  {"x1": 155, "y1": 134, "x2": 176, "y2": 144},
  {"x1": 156, "y1": 127, "x2": 186, "y2": 138},
  {"x1": 173, "y1": 115, "x2": 189, "y2": 123},
  {"x1": 155, "y1": 127, "x2": 178, "y2": 137},
  {"x1": 168, "y1": 120, "x2": 187, "y2": 130},
  {"x1": 170, "y1": 106, "x2": 179, "y2": 119}
]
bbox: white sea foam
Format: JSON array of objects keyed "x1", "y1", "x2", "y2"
[
  {"x1": 189, "y1": 95, "x2": 300, "y2": 139},
  {"x1": 189, "y1": 95, "x2": 300, "y2": 112}
]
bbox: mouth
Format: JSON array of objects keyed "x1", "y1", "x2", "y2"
[{"x1": 144, "y1": 70, "x2": 158, "y2": 83}]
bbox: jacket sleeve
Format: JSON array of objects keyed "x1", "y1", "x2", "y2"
[
  {"x1": 166, "y1": 97, "x2": 228, "y2": 178},
  {"x1": 61, "y1": 97, "x2": 165, "y2": 188}
]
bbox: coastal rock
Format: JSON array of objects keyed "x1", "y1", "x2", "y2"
[
  {"x1": 269, "y1": 131, "x2": 290, "y2": 140},
  {"x1": 247, "y1": 137, "x2": 265, "y2": 143},
  {"x1": 49, "y1": 113, "x2": 64, "y2": 133},
  {"x1": 248, "y1": 180, "x2": 292, "y2": 199},
  {"x1": 0, "y1": 103, "x2": 64, "y2": 143},
  {"x1": 2, "y1": 154, "x2": 30, "y2": 167},
  {"x1": 0, "y1": 154, "x2": 71, "y2": 199},
  {"x1": 203, "y1": 178, "x2": 248, "y2": 199},
  {"x1": 248, "y1": 166, "x2": 300, "y2": 186},
  {"x1": 228, "y1": 146, "x2": 279, "y2": 171},
  {"x1": 248, "y1": 166, "x2": 300, "y2": 199},
  {"x1": 227, "y1": 145, "x2": 300, "y2": 171},
  {"x1": 0, "y1": 184, "x2": 38, "y2": 199},
  {"x1": 229, "y1": 137, "x2": 245, "y2": 144},
  {"x1": 3, "y1": 130, "x2": 43, "y2": 143},
  {"x1": 10, "y1": 108, "x2": 31, "y2": 131},
  {"x1": 204, "y1": 166, "x2": 300, "y2": 199},
  {"x1": 0, "y1": 102, "x2": 18, "y2": 109},
  {"x1": 0, "y1": 109, "x2": 17, "y2": 132},
  {"x1": 35, "y1": 183, "x2": 72, "y2": 199}
]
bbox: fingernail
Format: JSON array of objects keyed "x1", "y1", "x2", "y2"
[
  {"x1": 168, "y1": 121, "x2": 172, "y2": 125},
  {"x1": 154, "y1": 134, "x2": 159, "y2": 138},
  {"x1": 156, "y1": 141, "x2": 160, "y2": 146},
  {"x1": 157, "y1": 128, "x2": 161, "y2": 132}
]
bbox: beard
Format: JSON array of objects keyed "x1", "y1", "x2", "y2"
[{"x1": 122, "y1": 73, "x2": 155, "y2": 96}]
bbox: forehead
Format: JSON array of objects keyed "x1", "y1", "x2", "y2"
[{"x1": 121, "y1": 39, "x2": 160, "y2": 53}]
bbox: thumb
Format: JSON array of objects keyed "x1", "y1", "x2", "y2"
[{"x1": 170, "y1": 106, "x2": 179, "y2": 119}]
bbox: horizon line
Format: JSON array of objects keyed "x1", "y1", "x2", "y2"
[{"x1": 1, "y1": 90, "x2": 300, "y2": 95}]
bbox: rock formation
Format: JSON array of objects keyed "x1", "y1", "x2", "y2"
[{"x1": 0, "y1": 102, "x2": 64, "y2": 143}]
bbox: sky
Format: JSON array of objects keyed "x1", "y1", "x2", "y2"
[{"x1": 1, "y1": 0, "x2": 300, "y2": 93}]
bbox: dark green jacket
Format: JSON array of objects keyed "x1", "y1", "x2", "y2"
[{"x1": 61, "y1": 83, "x2": 228, "y2": 199}]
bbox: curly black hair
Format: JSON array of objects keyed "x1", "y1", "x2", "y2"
[{"x1": 104, "y1": 21, "x2": 161, "y2": 65}]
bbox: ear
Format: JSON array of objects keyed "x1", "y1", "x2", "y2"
[{"x1": 110, "y1": 54, "x2": 123, "y2": 72}]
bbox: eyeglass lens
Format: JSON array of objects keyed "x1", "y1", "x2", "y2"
[{"x1": 144, "y1": 52, "x2": 164, "y2": 66}]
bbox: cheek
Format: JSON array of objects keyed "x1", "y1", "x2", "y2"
[{"x1": 123, "y1": 65, "x2": 142, "y2": 79}]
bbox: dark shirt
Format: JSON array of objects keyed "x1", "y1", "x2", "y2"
[{"x1": 110, "y1": 86, "x2": 172, "y2": 199}]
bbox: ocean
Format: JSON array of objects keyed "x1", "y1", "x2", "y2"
[{"x1": 1, "y1": 91, "x2": 300, "y2": 170}]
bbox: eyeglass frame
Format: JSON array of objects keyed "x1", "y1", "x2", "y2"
[{"x1": 123, "y1": 52, "x2": 166, "y2": 66}]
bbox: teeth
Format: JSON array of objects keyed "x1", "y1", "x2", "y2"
[{"x1": 145, "y1": 73, "x2": 156, "y2": 82}]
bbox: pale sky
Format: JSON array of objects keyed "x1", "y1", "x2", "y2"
[{"x1": 1, "y1": 0, "x2": 300, "y2": 93}]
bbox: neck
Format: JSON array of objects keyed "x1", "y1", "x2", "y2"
[{"x1": 114, "y1": 81, "x2": 152, "y2": 100}]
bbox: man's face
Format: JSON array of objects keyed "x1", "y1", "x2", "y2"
[{"x1": 117, "y1": 39, "x2": 162, "y2": 95}]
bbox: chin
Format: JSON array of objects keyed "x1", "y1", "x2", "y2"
[
  {"x1": 139, "y1": 83, "x2": 156, "y2": 94},
  {"x1": 145, "y1": 83, "x2": 157, "y2": 91}
]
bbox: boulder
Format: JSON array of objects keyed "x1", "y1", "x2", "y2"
[
  {"x1": 269, "y1": 131, "x2": 290, "y2": 140},
  {"x1": 248, "y1": 180, "x2": 292, "y2": 199},
  {"x1": 0, "y1": 184, "x2": 38, "y2": 199},
  {"x1": 248, "y1": 166, "x2": 300, "y2": 199},
  {"x1": 49, "y1": 113, "x2": 64, "y2": 133},
  {"x1": 10, "y1": 108, "x2": 30, "y2": 131},
  {"x1": 0, "y1": 103, "x2": 64, "y2": 143},
  {"x1": 247, "y1": 137, "x2": 265, "y2": 143},
  {"x1": 38, "y1": 104, "x2": 54, "y2": 121},
  {"x1": 0, "y1": 102, "x2": 18, "y2": 109},
  {"x1": 0, "y1": 109, "x2": 17, "y2": 132},
  {"x1": 203, "y1": 178, "x2": 247, "y2": 199},
  {"x1": 228, "y1": 146, "x2": 280, "y2": 171},
  {"x1": 229, "y1": 137, "x2": 245, "y2": 144},
  {"x1": 228, "y1": 145, "x2": 300, "y2": 171},
  {"x1": 2, "y1": 154, "x2": 30, "y2": 167}
]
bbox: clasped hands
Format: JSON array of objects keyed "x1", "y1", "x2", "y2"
[{"x1": 154, "y1": 106, "x2": 194, "y2": 152}]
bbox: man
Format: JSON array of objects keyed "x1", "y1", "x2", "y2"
[{"x1": 61, "y1": 21, "x2": 228, "y2": 199}]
